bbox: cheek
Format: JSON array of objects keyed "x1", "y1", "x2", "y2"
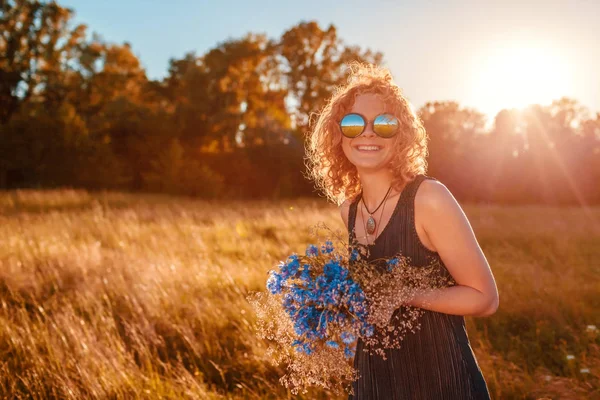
[
  {"x1": 387, "y1": 137, "x2": 399, "y2": 152},
  {"x1": 341, "y1": 138, "x2": 353, "y2": 156},
  {"x1": 383, "y1": 140, "x2": 397, "y2": 161}
]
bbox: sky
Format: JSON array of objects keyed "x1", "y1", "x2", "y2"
[{"x1": 61, "y1": 0, "x2": 600, "y2": 123}]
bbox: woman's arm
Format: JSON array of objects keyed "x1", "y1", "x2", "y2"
[{"x1": 406, "y1": 180, "x2": 499, "y2": 317}]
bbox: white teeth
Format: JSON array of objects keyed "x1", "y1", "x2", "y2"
[{"x1": 356, "y1": 146, "x2": 381, "y2": 151}]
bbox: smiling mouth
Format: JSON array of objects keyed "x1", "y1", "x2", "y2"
[{"x1": 354, "y1": 145, "x2": 382, "y2": 152}]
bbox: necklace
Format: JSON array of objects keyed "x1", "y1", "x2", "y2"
[
  {"x1": 360, "y1": 185, "x2": 393, "y2": 235},
  {"x1": 359, "y1": 187, "x2": 391, "y2": 247}
]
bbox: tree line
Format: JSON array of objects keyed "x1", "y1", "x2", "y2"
[{"x1": 1, "y1": 0, "x2": 599, "y2": 205}]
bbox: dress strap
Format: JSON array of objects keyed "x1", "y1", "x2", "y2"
[
  {"x1": 347, "y1": 194, "x2": 360, "y2": 242},
  {"x1": 403, "y1": 174, "x2": 431, "y2": 201},
  {"x1": 404, "y1": 174, "x2": 440, "y2": 257}
]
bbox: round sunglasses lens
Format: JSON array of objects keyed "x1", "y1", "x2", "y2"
[
  {"x1": 373, "y1": 114, "x2": 399, "y2": 137},
  {"x1": 340, "y1": 114, "x2": 365, "y2": 137}
]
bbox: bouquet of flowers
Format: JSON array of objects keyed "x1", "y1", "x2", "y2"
[{"x1": 246, "y1": 223, "x2": 455, "y2": 395}]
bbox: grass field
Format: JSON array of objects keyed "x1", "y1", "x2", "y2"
[{"x1": 0, "y1": 189, "x2": 598, "y2": 399}]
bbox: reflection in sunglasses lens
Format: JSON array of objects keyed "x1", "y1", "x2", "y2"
[
  {"x1": 340, "y1": 114, "x2": 365, "y2": 137},
  {"x1": 374, "y1": 114, "x2": 399, "y2": 137}
]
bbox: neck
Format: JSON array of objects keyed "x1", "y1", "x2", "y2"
[{"x1": 358, "y1": 167, "x2": 398, "y2": 210}]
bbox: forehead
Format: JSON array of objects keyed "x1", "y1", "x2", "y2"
[{"x1": 349, "y1": 93, "x2": 390, "y2": 116}]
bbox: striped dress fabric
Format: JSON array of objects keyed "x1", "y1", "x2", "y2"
[{"x1": 347, "y1": 174, "x2": 491, "y2": 400}]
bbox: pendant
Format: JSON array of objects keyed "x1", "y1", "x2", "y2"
[{"x1": 366, "y1": 215, "x2": 376, "y2": 235}]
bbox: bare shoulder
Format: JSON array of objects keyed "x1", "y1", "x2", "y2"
[
  {"x1": 414, "y1": 178, "x2": 465, "y2": 253},
  {"x1": 415, "y1": 178, "x2": 457, "y2": 211},
  {"x1": 339, "y1": 199, "x2": 351, "y2": 231}
]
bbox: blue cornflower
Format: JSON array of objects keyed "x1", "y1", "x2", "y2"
[
  {"x1": 321, "y1": 240, "x2": 334, "y2": 254},
  {"x1": 360, "y1": 324, "x2": 375, "y2": 337},
  {"x1": 305, "y1": 244, "x2": 319, "y2": 257},
  {"x1": 386, "y1": 257, "x2": 400, "y2": 271},
  {"x1": 287, "y1": 254, "x2": 300, "y2": 270},
  {"x1": 340, "y1": 331, "x2": 356, "y2": 344},
  {"x1": 323, "y1": 260, "x2": 342, "y2": 278},
  {"x1": 278, "y1": 254, "x2": 301, "y2": 279},
  {"x1": 337, "y1": 266, "x2": 349, "y2": 280},
  {"x1": 299, "y1": 266, "x2": 312, "y2": 284},
  {"x1": 344, "y1": 346, "x2": 355, "y2": 358},
  {"x1": 282, "y1": 293, "x2": 294, "y2": 307},
  {"x1": 302, "y1": 342, "x2": 314, "y2": 355},
  {"x1": 268, "y1": 244, "x2": 376, "y2": 360},
  {"x1": 266, "y1": 271, "x2": 284, "y2": 294},
  {"x1": 349, "y1": 248, "x2": 360, "y2": 262},
  {"x1": 315, "y1": 274, "x2": 328, "y2": 289}
]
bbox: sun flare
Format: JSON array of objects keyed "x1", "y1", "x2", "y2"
[{"x1": 468, "y1": 45, "x2": 573, "y2": 119}]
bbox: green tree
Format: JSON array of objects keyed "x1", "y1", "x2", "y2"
[
  {"x1": 278, "y1": 21, "x2": 383, "y2": 138},
  {"x1": 0, "y1": 0, "x2": 87, "y2": 123},
  {"x1": 164, "y1": 34, "x2": 291, "y2": 152}
]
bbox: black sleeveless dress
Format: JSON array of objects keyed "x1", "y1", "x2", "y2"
[{"x1": 347, "y1": 174, "x2": 491, "y2": 400}]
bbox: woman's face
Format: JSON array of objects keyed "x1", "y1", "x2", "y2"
[{"x1": 341, "y1": 93, "x2": 398, "y2": 172}]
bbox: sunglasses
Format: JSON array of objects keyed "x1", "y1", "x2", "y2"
[{"x1": 339, "y1": 113, "x2": 400, "y2": 138}]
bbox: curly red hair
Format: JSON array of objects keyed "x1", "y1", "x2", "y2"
[{"x1": 304, "y1": 61, "x2": 429, "y2": 206}]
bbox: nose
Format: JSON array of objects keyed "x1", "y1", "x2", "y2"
[{"x1": 360, "y1": 121, "x2": 377, "y2": 138}]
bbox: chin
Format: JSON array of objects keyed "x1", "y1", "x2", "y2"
[
  {"x1": 351, "y1": 157, "x2": 390, "y2": 171},
  {"x1": 355, "y1": 162, "x2": 389, "y2": 172},
  {"x1": 350, "y1": 153, "x2": 393, "y2": 171}
]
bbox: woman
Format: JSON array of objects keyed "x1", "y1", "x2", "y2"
[{"x1": 305, "y1": 62, "x2": 498, "y2": 399}]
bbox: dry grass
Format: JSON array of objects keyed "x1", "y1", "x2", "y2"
[{"x1": 0, "y1": 189, "x2": 598, "y2": 399}]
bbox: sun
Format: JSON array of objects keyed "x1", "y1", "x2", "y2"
[{"x1": 467, "y1": 45, "x2": 573, "y2": 119}]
